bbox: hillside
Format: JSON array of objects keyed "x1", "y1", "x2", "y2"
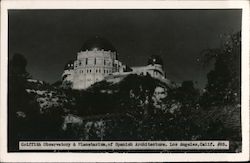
[{"x1": 8, "y1": 73, "x2": 241, "y2": 152}]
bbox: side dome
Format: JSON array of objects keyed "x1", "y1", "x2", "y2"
[
  {"x1": 64, "y1": 60, "x2": 74, "y2": 70},
  {"x1": 80, "y1": 36, "x2": 116, "y2": 52},
  {"x1": 147, "y1": 55, "x2": 163, "y2": 65}
]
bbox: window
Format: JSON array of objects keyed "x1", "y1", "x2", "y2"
[
  {"x1": 87, "y1": 69, "x2": 89, "y2": 73},
  {"x1": 94, "y1": 58, "x2": 96, "y2": 65},
  {"x1": 62, "y1": 75, "x2": 67, "y2": 80},
  {"x1": 90, "y1": 69, "x2": 91, "y2": 73},
  {"x1": 86, "y1": 58, "x2": 88, "y2": 65},
  {"x1": 96, "y1": 69, "x2": 98, "y2": 73},
  {"x1": 104, "y1": 60, "x2": 106, "y2": 65}
]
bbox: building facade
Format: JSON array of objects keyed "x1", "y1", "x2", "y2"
[{"x1": 62, "y1": 37, "x2": 167, "y2": 89}]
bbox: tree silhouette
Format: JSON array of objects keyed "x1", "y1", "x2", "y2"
[
  {"x1": 201, "y1": 31, "x2": 241, "y2": 107},
  {"x1": 171, "y1": 80, "x2": 200, "y2": 106},
  {"x1": 8, "y1": 53, "x2": 34, "y2": 151}
]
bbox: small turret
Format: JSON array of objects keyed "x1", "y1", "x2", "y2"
[
  {"x1": 147, "y1": 55, "x2": 163, "y2": 65},
  {"x1": 64, "y1": 60, "x2": 74, "y2": 70}
]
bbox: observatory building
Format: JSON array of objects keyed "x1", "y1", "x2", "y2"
[{"x1": 62, "y1": 36, "x2": 166, "y2": 89}]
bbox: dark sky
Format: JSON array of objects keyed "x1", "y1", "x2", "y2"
[{"x1": 8, "y1": 9, "x2": 241, "y2": 88}]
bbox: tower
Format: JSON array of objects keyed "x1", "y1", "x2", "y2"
[{"x1": 62, "y1": 36, "x2": 122, "y2": 89}]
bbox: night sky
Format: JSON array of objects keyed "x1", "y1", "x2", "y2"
[{"x1": 8, "y1": 10, "x2": 241, "y2": 88}]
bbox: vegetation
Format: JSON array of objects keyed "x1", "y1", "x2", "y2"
[{"x1": 200, "y1": 32, "x2": 241, "y2": 107}]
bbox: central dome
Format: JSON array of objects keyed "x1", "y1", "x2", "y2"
[{"x1": 80, "y1": 36, "x2": 116, "y2": 52}]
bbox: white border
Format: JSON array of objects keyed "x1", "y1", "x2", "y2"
[{"x1": 1, "y1": 0, "x2": 249, "y2": 162}]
